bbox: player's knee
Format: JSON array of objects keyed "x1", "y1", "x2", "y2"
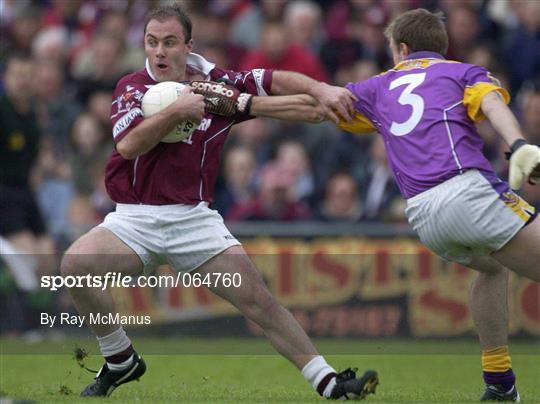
[
  {"x1": 60, "y1": 253, "x2": 81, "y2": 278},
  {"x1": 60, "y1": 247, "x2": 95, "y2": 278}
]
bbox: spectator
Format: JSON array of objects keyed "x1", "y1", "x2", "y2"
[
  {"x1": 68, "y1": 113, "x2": 109, "y2": 196},
  {"x1": 227, "y1": 117, "x2": 274, "y2": 165},
  {"x1": 0, "y1": 0, "x2": 536, "y2": 244},
  {"x1": 31, "y1": 26, "x2": 68, "y2": 66},
  {"x1": 503, "y1": 0, "x2": 540, "y2": 93},
  {"x1": 317, "y1": 130, "x2": 374, "y2": 197},
  {"x1": 446, "y1": 5, "x2": 481, "y2": 61},
  {"x1": 32, "y1": 60, "x2": 79, "y2": 243},
  {"x1": 353, "y1": 20, "x2": 388, "y2": 68},
  {"x1": 68, "y1": 113, "x2": 112, "y2": 240},
  {"x1": 213, "y1": 146, "x2": 257, "y2": 217},
  {"x1": 361, "y1": 137, "x2": 403, "y2": 222},
  {"x1": 33, "y1": 138, "x2": 73, "y2": 245},
  {"x1": 190, "y1": 12, "x2": 244, "y2": 70},
  {"x1": 240, "y1": 20, "x2": 329, "y2": 82},
  {"x1": 229, "y1": 0, "x2": 287, "y2": 50},
  {"x1": 1, "y1": 6, "x2": 42, "y2": 66},
  {"x1": 283, "y1": 0, "x2": 324, "y2": 53},
  {"x1": 0, "y1": 53, "x2": 55, "y2": 276},
  {"x1": 350, "y1": 58, "x2": 379, "y2": 82},
  {"x1": 275, "y1": 139, "x2": 315, "y2": 202},
  {"x1": 322, "y1": 0, "x2": 389, "y2": 74},
  {"x1": 382, "y1": 0, "x2": 411, "y2": 22},
  {"x1": 69, "y1": 158, "x2": 113, "y2": 241},
  {"x1": 34, "y1": 60, "x2": 81, "y2": 156},
  {"x1": 95, "y1": 10, "x2": 145, "y2": 74},
  {"x1": 517, "y1": 77, "x2": 540, "y2": 145},
  {"x1": 335, "y1": 58, "x2": 379, "y2": 87},
  {"x1": 197, "y1": 42, "x2": 232, "y2": 70},
  {"x1": 316, "y1": 171, "x2": 363, "y2": 221},
  {"x1": 41, "y1": 0, "x2": 96, "y2": 48},
  {"x1": 227, "y1": 162, "x2": 312, "y2": 221},
  {"x1": 86, "y1": 89, "x2": 114, "y2": 140},
  {"x1": 71, "y1": 31, "x2": 127, "y2": 102},
  {"x1": 0, "y1": 0, "x2": 32, "y2": 28},
  {"x1": 465, "y1": 44, "x2": 497, "y2": 70}
]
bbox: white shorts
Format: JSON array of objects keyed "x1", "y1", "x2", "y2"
[
  {"x1": 405, "y1": 170, "x2": 536, "y2": 265},
  {"x1": 99, "y1": 202, "x2": 240, "y2": 273}
]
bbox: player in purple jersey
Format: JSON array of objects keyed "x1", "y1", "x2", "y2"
[
  {"x1": 60, "y1": 4, "x2": 378, "y2": 400},
  {"x1": 338, "y1": 9, "x2": 540, "y2": 402}
]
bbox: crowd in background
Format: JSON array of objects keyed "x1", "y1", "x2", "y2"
[{"x1": 1, "y1": 0, "x2": 539, "y2": 254}]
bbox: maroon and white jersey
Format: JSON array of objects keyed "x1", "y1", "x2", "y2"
[{"x1": 106, "y1": 53, "x2": 272, "y2": 205}]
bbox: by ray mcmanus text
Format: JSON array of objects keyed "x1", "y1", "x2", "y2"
[{"x1": 41, "y1": 312, "x2": 152, "y2": 327}]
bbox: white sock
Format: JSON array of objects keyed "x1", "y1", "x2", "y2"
[
  {"x1": 107, "y1": 354, "x2": 134, "y2": 371},
  {"x1": 301, "y1": 356, "x2": 337, "y2": 398},
  {"x1": 97, "y1": 327, "x2": 133, "y2": 370}
]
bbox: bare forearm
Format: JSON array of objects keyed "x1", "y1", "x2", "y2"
[
  {"x1": 117, "y1": 106, "x2": 183, "y2": 159},
  {"x1": 481, "y1": 91, "x2": 525, "y2": 146},
  {"x1": 250, "y1": 94, "x2": 325, "y2": 122},
  {"x1": 271, "y1": 71, "x2": 321, "y2": 95},
  {"x1": 270, "y1": 70, "x2": 356, "y2": 123}
]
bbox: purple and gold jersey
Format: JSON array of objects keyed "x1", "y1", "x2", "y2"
[{"x1": 340, "y1": 51, "x2": 510, "y2": 199}]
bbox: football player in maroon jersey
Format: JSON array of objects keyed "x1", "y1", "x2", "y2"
[{"x1": 61, "y1": 4, "x2": 378, "y2": 400}]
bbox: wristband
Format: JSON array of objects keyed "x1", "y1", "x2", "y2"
[
  {"x1": 510, "y1": 139, "x2": 528, "y2": 153},
  {"x1": 236, "y1": 93, "x2": 253, "y2": 115},
  {"x1": 505, "y1": 139, "x2": 529, "y2": 160}
]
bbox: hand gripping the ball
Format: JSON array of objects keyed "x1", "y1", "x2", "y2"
[
  {"x1": 507, "y1": 139, "x2": 540, "y2": 190},
  {"x1": 189, "y1": 80, "x2": 253, "y2": 117}
]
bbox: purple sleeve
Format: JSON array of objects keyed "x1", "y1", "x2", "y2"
[
  {"x1": 345, "y1": 78, "x2": 377, "y2": 119},
  {"x1": 463, "y1": 65, "x2": 501, "y2": 88}
]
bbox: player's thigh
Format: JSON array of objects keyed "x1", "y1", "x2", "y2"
[
  {"x1": 467, "y1": 255, "x2": 508, "y2": 275},
  {"x1": 62, "y1": 227, "x2": 144, "y2": 277},
  {"x1": 195, "y1": 245, "x2": 269, "y2": 306},
  {"x1": 491, "y1": 217, "x2": 540, "y2": 281}
]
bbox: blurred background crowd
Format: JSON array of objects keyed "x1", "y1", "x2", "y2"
[{"x1": 0, "y1": 0, "x2": 539, "y2": 267}]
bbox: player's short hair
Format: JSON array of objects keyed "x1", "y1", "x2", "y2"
[
  {"x1": 144, "y1": 4, "x2": 192, "y2": 43},
  {"x1": 384, "y1": 8, "x2": 448, "y2": 55}
]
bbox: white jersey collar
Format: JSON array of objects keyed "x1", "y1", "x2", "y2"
[
  {"x1": 145, "y1": 52, "x2": 216, "y2": 82},
  {"x1": 145, "y1": 58, "x2": 158, "y2": 82},
  {"x1": 186, "y1": 52, "x2": 216, "y2": 78}
]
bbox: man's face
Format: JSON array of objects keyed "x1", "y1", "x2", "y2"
[
  {"x1": 4, "y1": 58, "x2": 35, "y2": 103},
  {"x1": 144, "y1": 17, "x2": 193, "y2": 82}
]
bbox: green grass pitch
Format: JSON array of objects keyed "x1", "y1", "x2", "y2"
[{"x1": 1, "y1": 338, "x2": 539, "y2": 403}]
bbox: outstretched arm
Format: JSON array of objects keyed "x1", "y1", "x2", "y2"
[
  {"x1": 481, "y1": 92, "x2": 540, "y2": 189},
  {"x1": 481, "y1": 92, "x2": 525, "y2": 147},
  {"x1": 189, "y1": 81, "x2": 326, "y2": 123},
  {"x1": 250, "y1": 94, "x2": 325, "y2": 123},
  {"x1": 271, "y1": 71, "x2": 357, "y2": 123}
]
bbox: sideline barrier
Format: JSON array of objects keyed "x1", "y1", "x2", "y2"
[{"x1": 110, "y1": 222, "x2": 539, "y2": 338}]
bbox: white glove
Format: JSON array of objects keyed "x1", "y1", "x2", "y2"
[{"x1": 508, "y1": 140, "x2": 540, "y2": 190}]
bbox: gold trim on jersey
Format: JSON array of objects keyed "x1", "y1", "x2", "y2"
[
  {"x1": 501, "y1": 192, "x2": 536, "y2": 222},
  {"x1": 338, "y1": 112, "x2": 376, "y2": 134},
  {"x1": 391, "y1": 58, "x2": 459, "y2": 72},
  {"x1": 464, "y1": 82, "x2": 510, "y2": 123},
  {"x1": 372, "y1": 58, "x2": 459, "y2": 78}
]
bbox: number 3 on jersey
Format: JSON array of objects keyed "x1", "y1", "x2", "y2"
[{"x1": 389, "y1": 73, "x2": 426, "y2": 136}]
